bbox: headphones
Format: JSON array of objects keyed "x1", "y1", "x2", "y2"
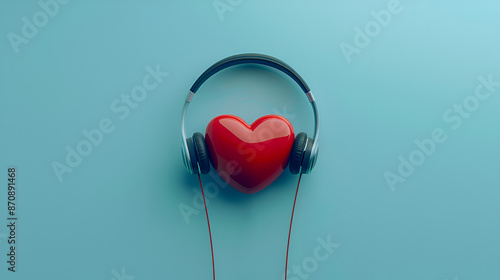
[{"x1": 181, "y1": 53, "x2": 319, "y2": 177}]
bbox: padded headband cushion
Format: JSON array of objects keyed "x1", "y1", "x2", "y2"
[{"x1": 190, "y1": 53, "x2": 310, "y2": 94}]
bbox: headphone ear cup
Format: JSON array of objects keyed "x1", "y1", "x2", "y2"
[
  {"x1": 185, "y1": 137, "x2": 199, "y2": 174},
  {"x1": 193, "y1": 132, "x2": 211, "y2": 174},
  {"x1": 301, "y1": 136, "x2": 314, "y2": 174},
  {"x1": 289, "y1": 132, "x2": 308, "y2": 175}
]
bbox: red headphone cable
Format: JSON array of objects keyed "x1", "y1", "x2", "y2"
[
  {"x1": 285, "y1": 173, "x2": 302, "y2": 280},
  {"x1": 198, "y1": 173, "x2": 216, "y2": 280},
  {"x1": 197, "y1": 173, "x2": 303, "y2": 280}
]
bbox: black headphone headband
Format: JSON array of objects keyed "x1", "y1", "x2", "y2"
[
  {"x1": 182, "y1": 53, "x2": 319, "y2": 175},
  {"x1": 190, "y1": 53, "x2": 311, "y2": 94}
]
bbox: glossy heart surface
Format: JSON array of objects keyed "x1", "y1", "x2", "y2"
[{"x1": 205, "y1": 115, "x2": 295, "y2": 194}]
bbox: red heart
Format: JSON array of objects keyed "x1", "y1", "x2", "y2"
[{"x1": 205, "y1": 115, "x2": 295, "y2": 194}]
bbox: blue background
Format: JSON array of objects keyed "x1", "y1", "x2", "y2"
[{"x1": 0, "y1": 1, "x2": 499, "y2": 279}]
